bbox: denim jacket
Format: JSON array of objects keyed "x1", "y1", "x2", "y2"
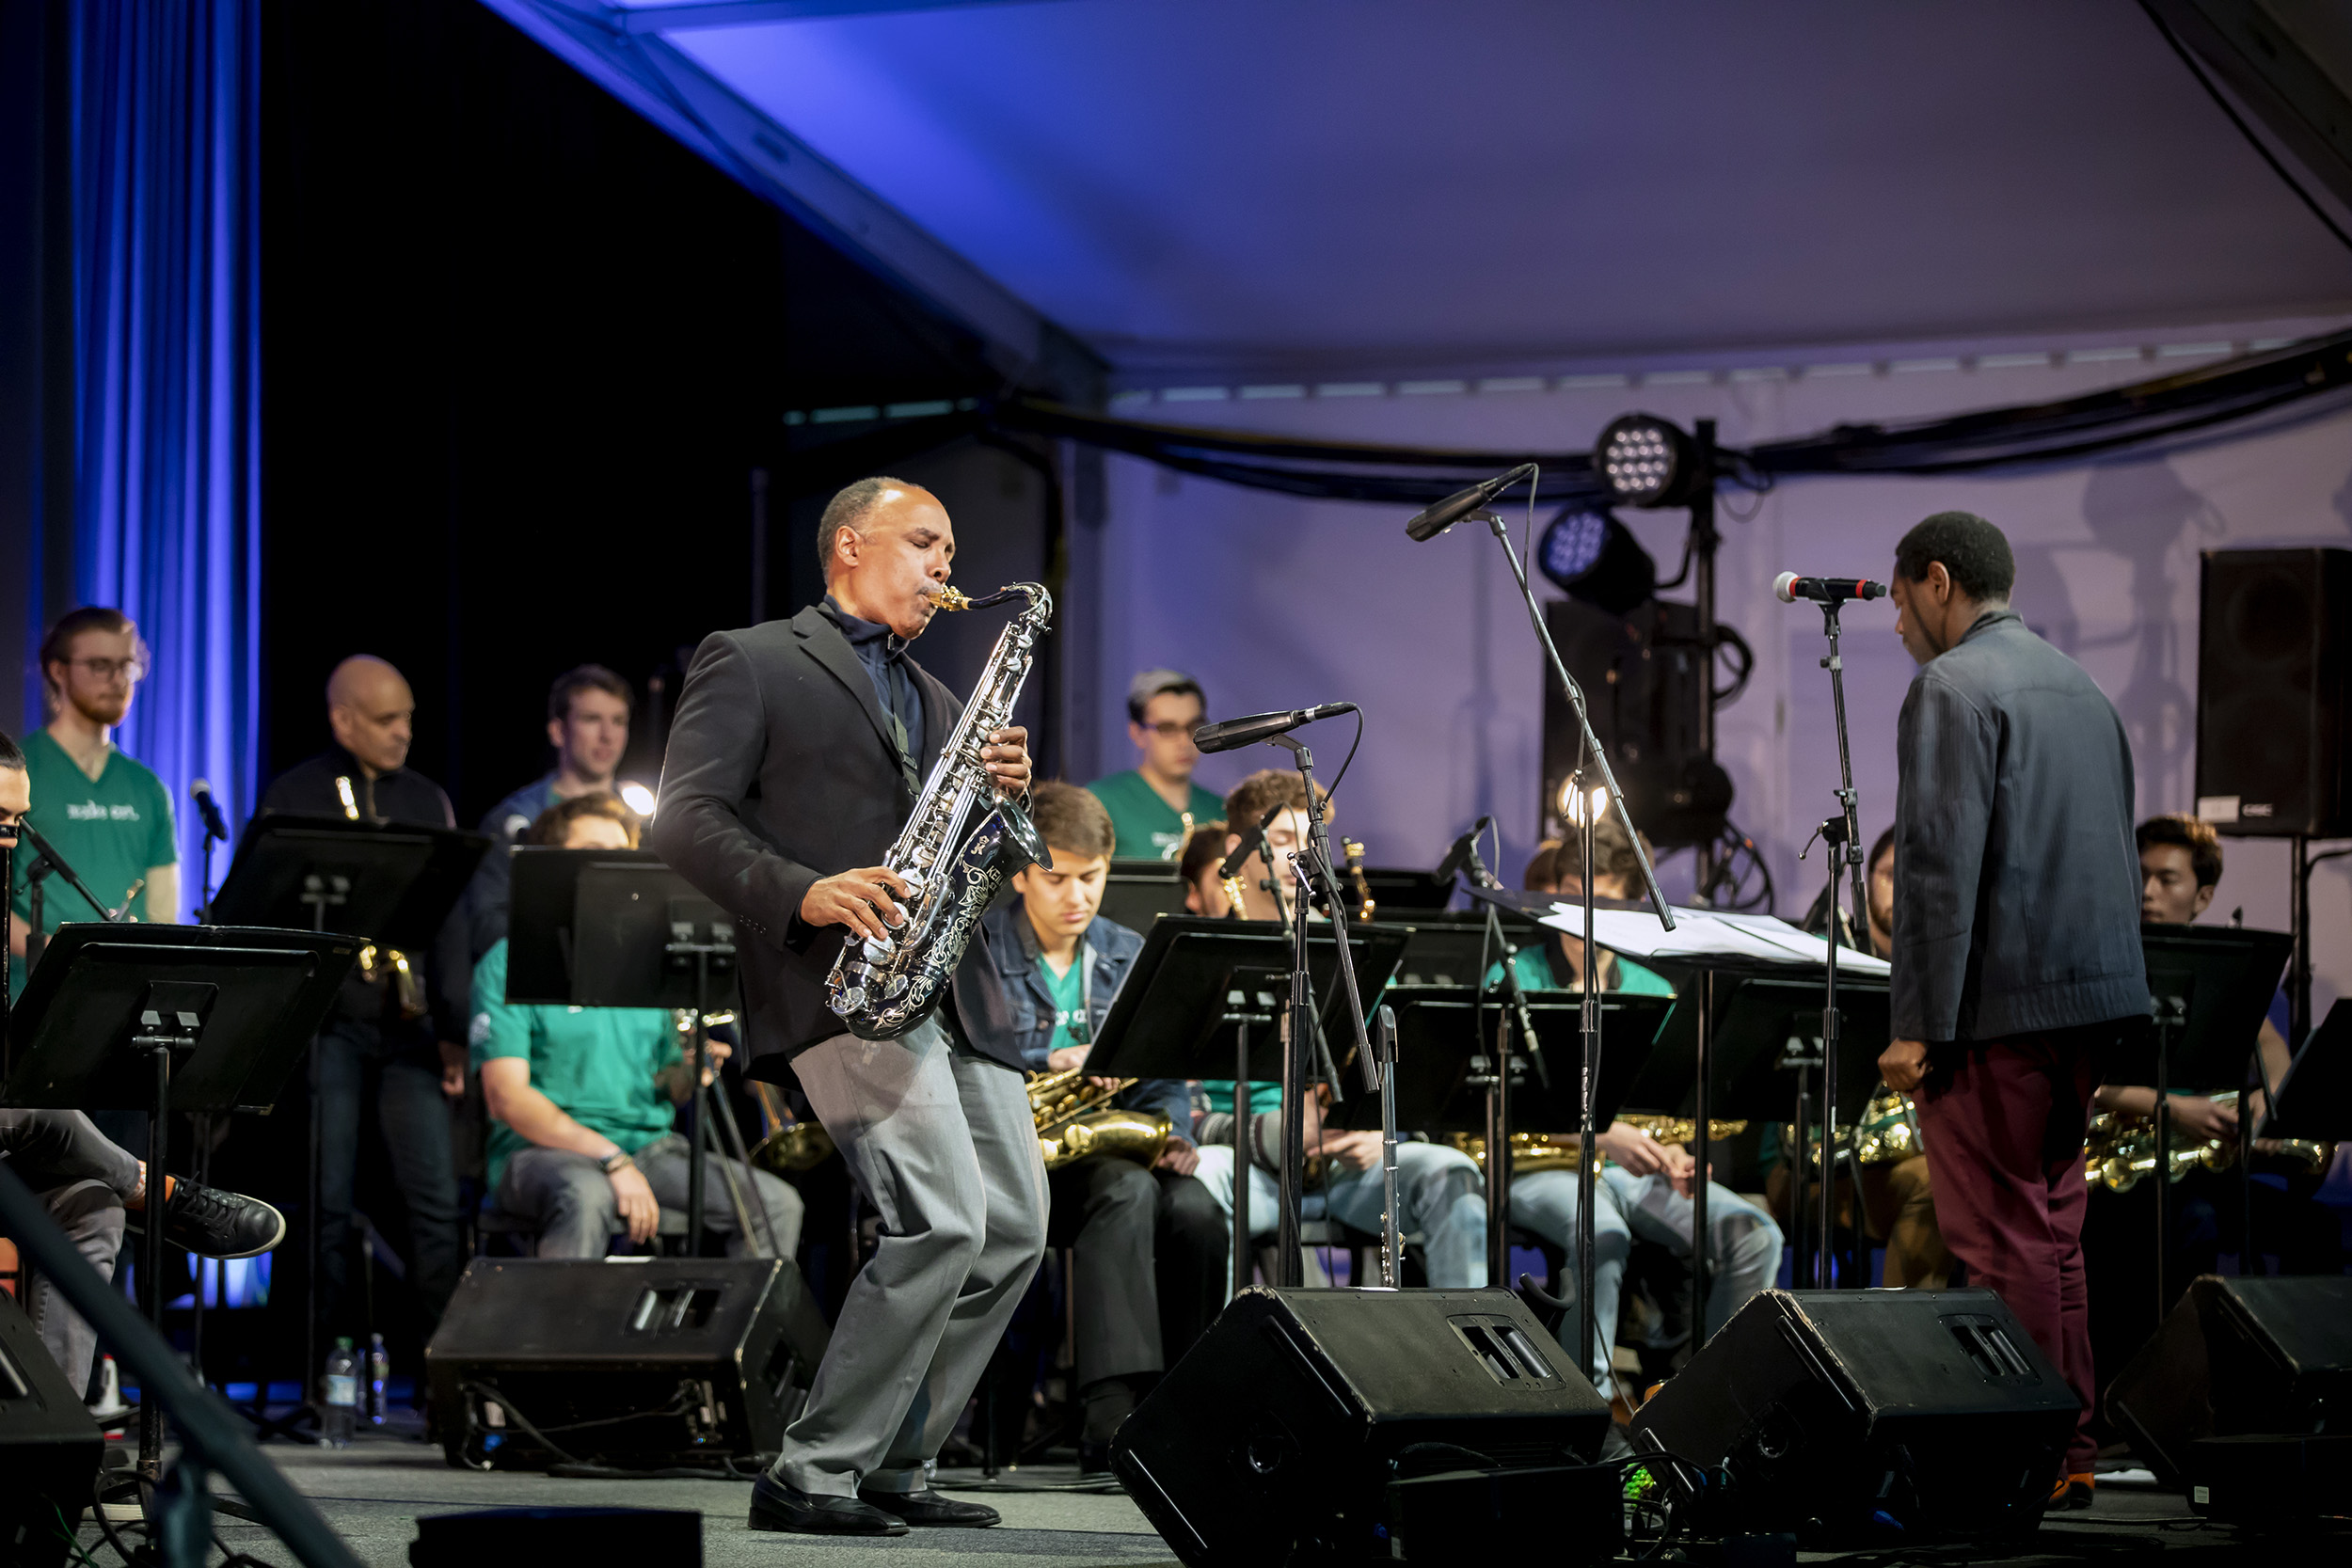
[{"x1": 951, "y1": 905, "x2": 1191, "y2": 1133}]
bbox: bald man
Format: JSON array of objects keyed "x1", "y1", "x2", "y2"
[{"x1": 261, "y1": 655, "x2": 469, "y2": 1353}]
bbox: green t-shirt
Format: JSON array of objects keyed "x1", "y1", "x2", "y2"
[
  {"x1": 1041, "y1": 948, "x2": 1090, "y2": 1055},
  {"x1": 1494, "y1": 942, "x2": 1677, "y2": 997},
  {"x1": 1086, "y1": 769, "x2": 1226, "y2": 861},
  {"x1": 9, "y1": 731, "x2": 177, "y2": 998},
  {"x1": 469, "y1": 939, "x2": 683, "y2": 1193}
]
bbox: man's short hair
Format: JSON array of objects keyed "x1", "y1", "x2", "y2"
[
  {"x1": 2137, "y1": 812, "x2": 2222, "y2": 891},
  {"x1": 0, "y1": 728, "x2": 24, "y2": 772},
  {"x1": 1029, "y1": 781, "x2": 1115, "y2": 860},
  {"x1": 1179, "y1": 818, "x2": 1229, "y2": 883},
  {"x1": 525, "y1": 791, "x2": 641, "y2": 848},
  {"x1": 1127, "y1": 669, "x2": 1205, "y2": 724},
  {"x1": 39, "y1": 606, "x2": 139, "y2": 700},
  {"x1": 1223, "y1": 768, "x2": 1327, "y2": 840},
  {"x1": 1523, "y1": 817, "x2": 1642, "y2": 892},
  {"x1": 818, "y1": 476, "x2": 916, "y2": 578},
  {"x1": 1894, "y1": 512, "x2": 2015, "y2": 602},
  {"x1": 548, "y1": 664, "x2": 633, "y2": 724}
]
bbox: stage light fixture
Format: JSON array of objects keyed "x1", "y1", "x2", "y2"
[
  {"x1": 1538, "y1": 506, "x2": 1657, "y2": 615},
  {"x1": 1595, "y1": 413, "x2": 1704, "y2": 508},
  {"x1": 1555, "y1": 778, "x2": 1607, "y2": 826},
  {"x1": 620, "y1": 782, "x2": 658, "y2": 818}
]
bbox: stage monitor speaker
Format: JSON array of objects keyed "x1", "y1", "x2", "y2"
[
  {"x1": 407, "y1": 1505, "x2": 702, "y2": 1562},
  {"x1": 2106, "y1": 1273, "x2": 2352, "y2": 1490},
  {"x1": 1628, "y1": 1289, "x2": 2077, "y2": 1548},
  {"x1": 0, "y1": 1294, "x2": 103, "y2": 1568},
  {"x1": 424, "y1": 1257, "x2": 828, "y2": 1472},
  {"x1": 1111, "y1": 1286, "x2": 1614, "y2": 1567},
  {"x1": 2195, "y1": 546, "x2": 2352, "y2": 837}
]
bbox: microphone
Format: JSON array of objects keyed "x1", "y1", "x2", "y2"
[
  {"x1": 1404, "y1": 464, "x2": 1538, "y2": 542},
  {"x1": 1774, "y1": 572, "x2": 1888, "y2": 605},
  {"x1": 1433, "y1": 816, "x2": 1495, "y2": 886},
  {"x1": 1193, "y1": 703, "x2": 1357, "y2": 755},
  {"x1": 190, "y1": 779, "x2": 230, "y2": 842},
  {"x1": 1218, "y1": 802, "x2": 1285, "y2": 880}
]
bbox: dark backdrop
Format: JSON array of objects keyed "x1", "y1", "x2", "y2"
[{"x1": 259, "y1": 0, "x2": 1018, "y2": 822}]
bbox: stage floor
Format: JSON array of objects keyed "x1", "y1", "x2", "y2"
[{"x1": 80, "y1": 1434, "x2": 2290, "y2": 1566}]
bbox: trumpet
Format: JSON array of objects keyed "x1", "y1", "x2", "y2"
[
  {"x1": 1029, "y1": 1068, "x2": 1170, "y2": 1170},
  {"x1": 2082, "y1": 1090, "x2": 2334, "y2": 1193}
]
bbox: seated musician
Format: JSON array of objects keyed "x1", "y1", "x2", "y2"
[
  {"x1": 1178, "y1": 818, "x2": 1231, "y2": 916},
  {"x1": 2082, "y1": 813, "x2": 2342, "y2": 1402},
  {"x1": 1502, "y1": 823, "x2": 1783, "y2": 1396},
  {"x1": 469, "y1": 793, "x2": 803, "y2": 1258},
  {"x1": 1787, "y1": 828, "x2": 1951, "y2": 1288},
  {"x1": 1186, "y1": 768, "x2": 1488, "y2": 1289},
  {"x1": 951, "y1": 783, "x2": 1225, "y2": 1473}
]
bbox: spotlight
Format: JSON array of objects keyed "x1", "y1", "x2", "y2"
[
  {"x1": 620, "y1": 782, "x2": 658, "y2": 818},
  {"x1": 1595, "y1": 413, "x2": 1705, "y2": 509},
  {"x1": 1555, "y1": 778, "x2": 1608, "y2": 826},
  {"x1": 1537, "y1": 506, "x2": 1656, "y2": 615}
]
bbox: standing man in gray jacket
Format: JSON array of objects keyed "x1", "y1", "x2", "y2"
[{"x1": 1874, "y1": 512, "x2": 2144, "y2": 1510}]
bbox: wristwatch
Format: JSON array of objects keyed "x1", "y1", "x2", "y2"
[{"x1": 598, "y1": 1148, "x2": 633, "y2": 1175}]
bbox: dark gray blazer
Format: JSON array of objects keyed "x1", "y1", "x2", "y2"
[
  {"x1": 649, "y1": 604, "x2": 975, "y2": 1072},
  {"x1": 1891, "y1": 610, "x2": 2146, "y2": 1043}
]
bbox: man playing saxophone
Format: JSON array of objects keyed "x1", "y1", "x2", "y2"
[
  {"x1": 654, "y1": 477, "x2": 1042, "y2": 1537},
  {"x1": 952, "y1": 783, "x2": 1227, "y2": 1474}
]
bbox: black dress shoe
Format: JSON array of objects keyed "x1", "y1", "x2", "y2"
[
  {"x1": 749, "y1": 1473, "x2": 909, "y2": 1535},
  {"x1": 1078, "y1": 1440, "x2": 1114, "y2": 1478},
  {"x1": 130, "y1": 1181, "x2": 286, "y2": 1259},
  {"x1": 856, "y1": 1489, "x2": 1001, "y2": 1528}
]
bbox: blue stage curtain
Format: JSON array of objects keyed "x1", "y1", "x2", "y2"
[{"x1": 69, "y1": 0, "x2": 261, "y2": 915}]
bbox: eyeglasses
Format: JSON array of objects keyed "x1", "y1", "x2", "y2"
[
  {"x1": 1140, "y1": 721, "x2": 1195, "y2": 738},
  {"x1": 68, "y1": 657, "x2": 145, "y2": 682}
]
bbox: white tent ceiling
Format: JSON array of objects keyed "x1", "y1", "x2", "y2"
[{"x1": 531, "y1": 1, "x2": 2352, "y2": 379}]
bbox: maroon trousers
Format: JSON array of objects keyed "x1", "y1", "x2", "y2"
[{"x1": 1916, "y1": 1025, "x2": 2110, "y2": 1476}]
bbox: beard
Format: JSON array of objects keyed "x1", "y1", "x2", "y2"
[{"x1": 68, "y1": 688, "x2": 130, "y2": 727}]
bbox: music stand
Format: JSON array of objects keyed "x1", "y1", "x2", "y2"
[
  {"x1": 208, "y1": 811, "x2": 485, "y2": 1438},
  {"x1": 1083, "y1": 915, "x2": 1409, "y2": 1294},
  {"x1": 1100, "y1": 858, "x2": 1188, "y2": 934},
  {"x1": 3, "y1": 924, "x2": 358, "y2": 1481},
  {"x1": 1359, "y1": 866, "x2": 1456, "y2": 913},
  {"x1": 2264, "y1": 998, "x2": 2352, "y2": 1143},
  {"x1": 1388, "y1": 911, "x2": 1543, "y2": 989},
  {"x1": 506, "y1": 852, "x2": 742, "y2": 1257}
]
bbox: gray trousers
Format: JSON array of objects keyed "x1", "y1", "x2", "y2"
[
  {"x1": 499, "y1": 1134, "x2": 805, "y2": 1259},
  {"x1": 778, "y1": 1022, "x2": 1047, "y2": 1497},
  {"x1": 0, "y1": 1109, "x2": 141, "y2": 1393}
]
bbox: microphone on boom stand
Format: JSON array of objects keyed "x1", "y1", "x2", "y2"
[
  {"x1": 1193, "y1": 703, "x2": 1357, "y2": 755},
  {"x1": 1403, "y1": 465, "x2": 1538, "y2": 542},
  {"x1": 1773, "y1": 572, "x2": 1887, "y2": 605}
]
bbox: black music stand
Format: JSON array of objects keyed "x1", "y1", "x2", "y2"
[
  {"x1": 1100, "y1": 858, "x2": 1188, "y2": 934},
  {"x1": 1359, "y1": 866, "x2": 1456, "y2": 913},
  {"x1": 2264, "y1": 997, "x2": 2352, "y2": 1143},
  {"x1": 209, "y1": 811, "x2": 485, "y2": 1437},
  {"x1": 507, "y1": 850, "x2": 740, "y2": 1257},
  {"x1": 2, "y1": 924, "x2": 357, "y2": 1481},
  {"x1": 1388, "y1": 911, "x2": 1542, "y2": 989},
  {"x1": 1084, "y1": 915, "x2": 1409, "y2": 1294}
]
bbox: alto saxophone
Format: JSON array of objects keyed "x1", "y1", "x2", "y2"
[
  {"x1": 2082, "y1": 1089, "x2": 2334, "y2": 1193},
  {"x1": 826, "y1": 582, "x2": 1055, "y2": 1039},
  {"x1": 1030, "y1": 1069, "x2": 1170, "y2": 1170}
]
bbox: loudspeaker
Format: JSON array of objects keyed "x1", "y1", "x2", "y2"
[
  {"x1": 0, "y1": 1295, "x2": 103, "y2": 1568},
  {"x1": 1111, "y1": 1287, "x2": 1614, "y2": 1567},
  {"x1": 1543, "y1": 597, "x2": 1731, "y2": 847},
  {"x1": 2195, "y1": 546, "x2": 2352, "y2": 837},
  {"x1": 424, "y1": 1258, "x2": 829, "y2": 1471},
  {"x1": 1628, "y1": 1290, "x2": 2078, "y2": 1548},
  {"x1": 408, "y1": 1505, "x2": 701, "y2": 1563},
  {"x1": 2106, "y1": 1274, "x2": 2352, "y2": 1489}
]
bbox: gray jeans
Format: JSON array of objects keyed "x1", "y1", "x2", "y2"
[
  {"x1": 777, "y1": 1022, "x2": 1047, "y2": 1497},
  {"x1": 498, "y1": 1134, "x2": 804, "y2": 1259},
  {"x1": 0, "y1": 1109, "x2": 141, "y2": 1393}
]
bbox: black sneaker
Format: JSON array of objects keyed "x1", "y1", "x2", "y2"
[{"x1": 135, "y1": 1180, "x2": 286, "y2": 1259}]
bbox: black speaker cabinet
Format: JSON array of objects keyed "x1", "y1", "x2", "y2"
[
  {"x1": 1629, "y1": 1290, "x2": 2078, "y2": 1548},
  {"x1": 0, "y1": 1294, "x2": 103, "y2": 1568},
  {"x1": 2196, "y1": 546, "x2": 2352, "y2": 838},
  {"x1": 425, "y1": 1258, "x2": 829, "y2": 1471},
  {"x1": 2107, "y1": 1274, "x2": 2352, "y2": 1490},
  {"x1": 1111, "y1": 1287, "x2": 1613, "y2": 1567}
]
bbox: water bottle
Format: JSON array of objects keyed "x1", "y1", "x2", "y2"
[
  {"x1": 322, "y1": 1338, "x2": 358, "y2": 1448},
  {"x1": 367, "y1": 1333, "x2": 391, "y2": 1426}
]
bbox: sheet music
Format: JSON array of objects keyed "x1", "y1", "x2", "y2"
[{"x1": 1535, "y1": 902, "x2": 1893, "y2": 977}]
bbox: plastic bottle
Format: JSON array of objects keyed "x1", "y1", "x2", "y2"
[
  {"x1": 322, "y1": 1338, "x2": 358, "y2": 1448},
  {"x1": 367, "y1": 1333, "x2": 390, "y2": 1425}
]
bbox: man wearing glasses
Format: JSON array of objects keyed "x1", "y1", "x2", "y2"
[{"x1": 1087, "y1": 669, "x2": 1225, "y2": 861}]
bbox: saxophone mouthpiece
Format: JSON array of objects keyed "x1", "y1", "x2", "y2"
[{"x1": 927, "y1": 584, "x2": 974, "y2": 611}]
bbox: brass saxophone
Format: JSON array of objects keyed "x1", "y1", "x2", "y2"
[
  {"x1": 827, "y1": 583, "x2": 1055, "y2": 1039},
  {"x1": 2082, "y1": 1090, "x2": 2334, "y2": 1193},
  {"x1": 1449, "y1": 1115, "x2": 1748, "y2": 1176},
  {"x1": 1029, "y1": 1069, "x2": 1170, "y2": 1170},
  {"x1": 1778, "y1": 1085, "x2": 1925, "y2": 1170},
  {"x1": 1343, "y1": 838, "x2": 1375, "y2": 921},
  {"x1": 747, "y1": 1082, "x2": 835, "y2": 1174}
]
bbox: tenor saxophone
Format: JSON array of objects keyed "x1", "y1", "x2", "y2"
[{"x1": 826, "y1": 582, "x2": 1055, "y2": 1039}]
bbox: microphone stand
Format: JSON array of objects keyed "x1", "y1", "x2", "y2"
[
  {"x1": 1805, "y1": 598, "x2": 1870, "y2": 1290},
  {"x1": 1462, "y1": 840, "x2": 1548, "y2": 1292},
  {"x1": 18, "y1": 816, "x2": 124, "y2": 927},
  {"x1": 1474, "y1": 509, "x2": 1672, "y2": 1393}
]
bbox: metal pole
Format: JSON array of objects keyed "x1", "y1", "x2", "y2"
[
  {"x1": 141, "y1": 1037, "x2": 173, "y2": 1479},
  {"x1": 1232, "y1": 1020, "x2": 1252, "y2": 1298},
  {"x1": 1576, "y1": 774, "x2": 1600, "y2": 1386},
  {"x1": 2290, "y1": 834, "x2": 2311, "y2": 1043},
  {"x1": 1691, "y1": 419, "x2": 1720, "y2": 902},
  {"x1": 1376, "y1": 1006, "x2": 1403, "y2": 1287},
  {"x1": 687, "y1": 953, "x2": 709, "y2": 1258},
  {"x1": 1691, "y1": 972, "x2": 1712, "y2": 1357}
]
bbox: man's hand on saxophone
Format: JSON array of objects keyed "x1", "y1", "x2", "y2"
[
  {"x1": 981, "y1": 723, "x2": 1031, "y2": 796},
  {"x1": 803, "y1": 866, "x2": 914, "y2": 945}
]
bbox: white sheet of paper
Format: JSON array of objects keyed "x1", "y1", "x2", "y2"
[{"x1": 1536, "y1": 903, "x2": 1892, "y2": 977}]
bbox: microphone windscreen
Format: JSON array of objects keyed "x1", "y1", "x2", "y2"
[{"x1": 1773, "y1": 571, "x2": 1800, "y2": 604}]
